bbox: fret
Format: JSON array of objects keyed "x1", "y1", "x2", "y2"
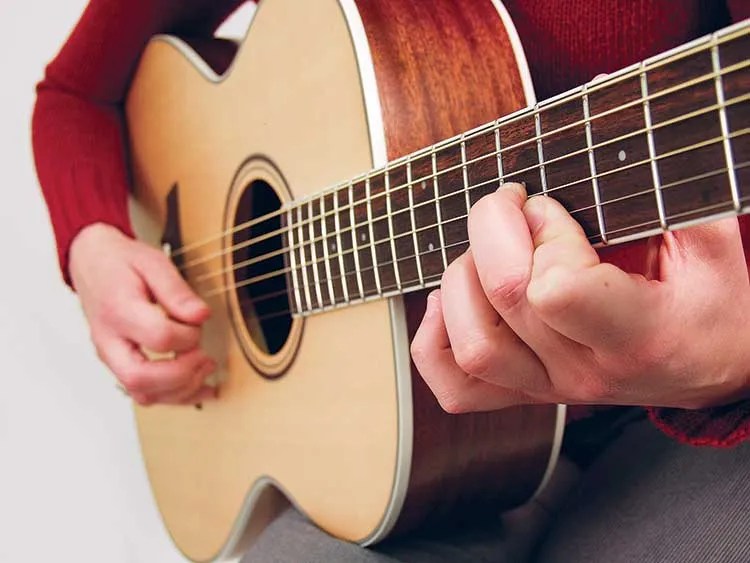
[
  {"x1": 285, "y1": 208, "x2": 303, "y2": 314},
  {"x1": 590, "y1": 74, "x2": 660, "y2": 240},
  {"x1": 307, "y1": 199, "x2": 325, "y2": 307},
  {"x1": 718, "y1": 27, "x2": 750, "y2": 206},
  {"x1": 713, "y1": 43, "x2": 741, "y2": 211},
  {"x1": 365, "y1": 177, "x2": 383, "y2": 295},
  {"x1": 332, "y1": 189, "x2": 350, "y2": 304},
  {"x1": 499, "y1": 111, "x2": 542, "y2": 194},
  {"x1": 431, "y1": 149, "x2": 449, "y2": 270},
  {"x1": 410, "y1": 153, "x2": 444, "y2": 280},
  {"x1": 387, "y1": 163, "x2": 419, "y2": 288},
  {"x1": 539, "y1": 93, "x2": 601, "y2": 243},
  {"x1": 295, "y1": 204, "x2": 313, "y2": 312},
  {"x1": 721, "y1": 67, "x2": 750, "y2": 207},
  {"x1": 582, "y1": 90, "x2": 607, "y2": 243},
  {"x1": 435, "y1": 142, "x2": 469, "y2": 264},
  {"x1": 641, "y1": 68, "x2": 668, "y2": 230},
  {"x1": 338, "y1": 185, "x2": 361, "y2": 300},
  {"x1": 461, "y1": 137, "x2": 471, "y2": 216},
  {"x1": 319, "y1": 194, "x2": 337, "y2": 306},
  {"x1": 351, "y1": 180, "x2": 378, "y2": 297},
  {"x1": 407, "y1": 159, "x2": 425, "y2": 286},
  {"x1": 348, "y1": 182, "x2": 368, "y2": 299},
  {"x1": 463, "y1": 128, "x2": 500, "y2": 207},
  {"x1": 645, "y1": 44, "x2": 740, "y2": 225},
  {"x1": 496, "y1": 126, "x2": 504, "y2": 185},
  {"x1": 534, "y1": 108, "x2": 548, "y2": 195},
  {"x1": 368, "y1": 173, "x2": 397, "y2": 293},
  {"x1": 384, "y1": 171, "x2": 402, "y2": 290}
]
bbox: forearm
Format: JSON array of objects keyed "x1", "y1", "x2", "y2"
[{"x1": 31, "y1": 0, "x2": 247, "y2": 285}]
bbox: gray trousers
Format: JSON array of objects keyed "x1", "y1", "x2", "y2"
[{"x1": 242, "y1": 419, "x2": 750, "y2": 562}]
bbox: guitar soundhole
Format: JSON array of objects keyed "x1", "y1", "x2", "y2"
[{"x1": 232, "y1": 180, "x2": 292, "y2": 356}]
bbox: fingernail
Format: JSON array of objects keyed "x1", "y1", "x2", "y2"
[{"x1": 498, "y1": 182, "x2": 527, "y2": 199}]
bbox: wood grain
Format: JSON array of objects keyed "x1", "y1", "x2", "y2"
[{"x1": 354, "y1": 0, "x2": 559, "y2": 535}]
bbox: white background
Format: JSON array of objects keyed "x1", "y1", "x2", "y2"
[{"x1": 0, "y1": 3, "x2": 255, "y2": 562}]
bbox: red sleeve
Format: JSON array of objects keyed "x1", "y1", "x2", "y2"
[
  {"x1": 32, "y1": 0, "x2": 247, "y2": 286},
  {"x1": 727, "y1": 0, "x2": 750, "y2": 22}
]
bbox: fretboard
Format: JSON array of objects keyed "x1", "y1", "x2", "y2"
[{"x1": 281, "y1": 20, "x2": 750, "y2": 316}]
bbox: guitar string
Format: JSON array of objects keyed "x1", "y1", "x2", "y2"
[
  {"x1": 204, "y1": 138, "x2": 750, "y2": 305},
  {"x1": 201, "y1": 147, "x2": 750, "y2": 308},
  {"x1": 218, "y1": 160, "x2": 750, "y2": 315},
  {"x1": 227, "y1": 193, "x2": 750, "y2": 325},
  {"x1": 169, "y1": 31, "x2": 748, "y2": 259},
  {"x1": 188, "y1": 128, "x2": 750, "y2": 296},
  {"x1": 192, "y1": 94, "x2": 750, "y2": 284},
  {"x1": 170, "y1": 52, "x2": 749, "y2": 264},
  {"x1": 178, "y1": 62, "x2": 749, "y2": 271}
]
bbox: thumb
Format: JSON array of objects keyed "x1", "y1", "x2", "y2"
[
  {"x1": 660, "y1": 218, "x2": 746, "y2": 283},
  {"x1": 133, "y1": 248, "x2": 211, "y2": 325}
]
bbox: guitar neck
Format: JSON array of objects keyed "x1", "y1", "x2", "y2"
[{"x1": 283, "y1": 19, "x2": 750, "y2": 316}]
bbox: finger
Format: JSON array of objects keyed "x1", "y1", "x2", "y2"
[
  {"x1": 113, "y1": 301, "x2": 203, "y2": 353},
  {"x1": 100, "y1": 336, "x2": 212, "y2": 395},
  {"x1": 467, "y1": 183, "x2": 553, "y2": 350},
  {"x1": 440, "y1": 252, "x2": 550, "y2": 393},
  {"x1": 151, "y1": 358, "x2": 217, "y2": 404},
  {"x1": 522, "y1": 194, "x2": 661, "y2": 350},
  {"x1": 411, "y1": 291, "x2": 536, "y2": 413},
  {"x1": 661, "y1": 217, "x2": 748, "y2": 284},
  {"x1": 134, "y1": 249, "x2": 211, "y2": 325},
  {"x1": 523, "y1": 194, "x2": 599, "y2": 280}
]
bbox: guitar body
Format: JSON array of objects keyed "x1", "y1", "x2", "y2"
[{"x1": 125, "y1": 1, "x2": 562, "y2": 560}]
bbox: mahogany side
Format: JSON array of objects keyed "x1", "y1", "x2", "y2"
[{"x1": 354, "y1": 0, "x2": 560, "y2": 534}]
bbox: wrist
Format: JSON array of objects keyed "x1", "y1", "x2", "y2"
[{"x1": 69, "y1": 223, "x2": 130, "y2": 290}]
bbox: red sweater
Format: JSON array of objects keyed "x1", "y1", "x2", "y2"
[{"x1": 32, "y1": 0, "x2": 750, "y2": 447}]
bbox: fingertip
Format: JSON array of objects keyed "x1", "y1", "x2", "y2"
[
  {"x1": 497, "y1": 182, "x2": 527, "y2": 202},
  {"x1": 179, "y1": 297, "x2": 212, "y2": 325}
]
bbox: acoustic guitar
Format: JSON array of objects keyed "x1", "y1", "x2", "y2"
[{"x1": 124, "y1": 1, "x2": 749, "y2": 560}]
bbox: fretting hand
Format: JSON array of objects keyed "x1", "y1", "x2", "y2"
[
  {"x1": 69, "y1": 223, "x2": 217, "y2": 406},
  {"x1": 411, "y1": 183, "x2": 750, "y2": 413}
]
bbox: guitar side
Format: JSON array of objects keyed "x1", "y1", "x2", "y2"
[{"x1": 125, "y1": 1, "x2": 562, "y2": 561}]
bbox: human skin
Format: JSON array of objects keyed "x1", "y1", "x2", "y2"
[
  {"x1": 70, "y1": 183, "x2": 750, "y2": 411},
  {"x1": 70, "y1": 223, "x2": 217, "y2": 405},
  {"x1": 411, "y1": 183, "x2": 750, "y2": 413}
]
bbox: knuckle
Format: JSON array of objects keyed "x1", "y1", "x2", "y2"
[
  {"x1": 486, "y1": 270, "x2": 531, "y2": 311},
  {"x1": 145, "y1": 324, "x2": 176, "y2": 352},
  {"x1": 97, "y1": 299, "x2": 122, "y2": 326},
  {"x1": 410, "y1": 335, "x2": 430, "y2": 369},
  {"x1": 435, "y1": 390, "x2": 470, "y2": 415},
  {"x1": 567, "y1": 375, "x2": 613, "y2": 404},
  {"x1": 118, "y1": 367, "x2": 148, "y2": 394},
  {"x1": 453, "y1": 336, "x2": 495, "y2": 377}
]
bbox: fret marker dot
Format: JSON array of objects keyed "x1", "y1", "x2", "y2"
[
  {"x1": 421, "y1": 180, "x2": 427, "y2": 190},
  {"x1": 428, "y1": 242, "x2": 435, "y2": 252},
  {"x1": 360, "y1": 233, "x2": 367, "y2": 242},
  {"x1": 618, "y1": 150, "x2": 627, "y2": 162},
  {"x1": 330, "y1": 242, "x2": 336, "y2": 252}
]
